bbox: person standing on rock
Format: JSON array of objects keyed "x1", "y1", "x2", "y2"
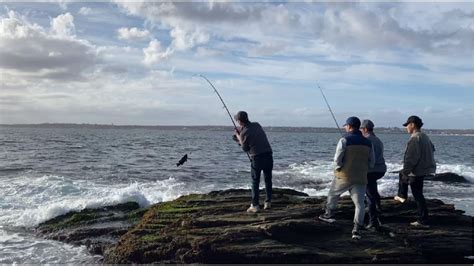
[
  {"x1": 394, "y1": 115, "x2": 436, "y2": 227},
  {"x1": 319, "y1": 116, "x2": 375, "y2": 240},
  {"x1": 361, "y1": 119, "x2": 387, "y2": 230},
  {"x1": 234, "y1": 111, "x2": 273, "y2": 213}
]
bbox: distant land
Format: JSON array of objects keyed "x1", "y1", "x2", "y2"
[{"x1": 1, "y1": 123, "x2": 473, "y2": 135}]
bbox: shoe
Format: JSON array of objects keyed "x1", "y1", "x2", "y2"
[
  {"x1": 352, "y1": 224, "x2": 362, "y2": 240},
  {"x1": 264, "y1": 202, "x2": 271, "y2": 210},
  {"x1": 394, "y1": 196, "x2": 406, "y2": 203},
  {"x1": 410, "y1": 221, "x2": 430, "y2": 228},
  {"x1": 246, "y1": 204, "x2": 260, "y2": 213},
  {"x1": 318, "y1": 211, "x2": 336, "y2": 223},
  {"x1": 365, "y1": 222, "x2": 381, "y2": 231}
]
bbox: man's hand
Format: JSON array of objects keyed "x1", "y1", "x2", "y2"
[{"x1": 401, "y1": 173, "x2": 410, "y2": 184}]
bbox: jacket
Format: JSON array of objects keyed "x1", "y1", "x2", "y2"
[
  {"x1": 334, "y1": 129, "x2": 375, "y2": 184},
  {"x1": 402, "y1": 131, "x2": 436, "y2": 177}
]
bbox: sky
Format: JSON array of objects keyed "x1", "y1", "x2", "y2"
[{"x1": 0, "y1": 1, "x2": 473, "y2": 129}]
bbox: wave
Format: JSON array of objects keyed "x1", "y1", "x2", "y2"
[{"x1": 0, "y1": 175, "x2": 188, "y2": 228}]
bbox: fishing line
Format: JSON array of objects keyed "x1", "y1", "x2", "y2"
[
  {"x1": 197, "y1": 74, "x2": 252, "y2": 162},
  {"x1": 318, "y1": 83, "x2": 344, "y2": 137}
]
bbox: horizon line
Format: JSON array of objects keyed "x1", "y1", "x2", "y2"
[{"x1": 1, "y1": 123, "x2": 473, "y2": 131}]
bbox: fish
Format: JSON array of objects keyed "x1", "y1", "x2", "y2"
[{"x1": 176, "y1": 154, "x2": 188, "y2": 167}]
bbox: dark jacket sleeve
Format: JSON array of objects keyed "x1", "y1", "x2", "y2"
[{"x1": 240, "y1": 129, "x2": 250, "y2": 152}]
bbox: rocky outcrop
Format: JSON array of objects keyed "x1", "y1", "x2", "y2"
[
  {"x1": 430, "y1": 172, "x2": 469, "y2": 183},
  {"x1": 36, "y1": 188, "x2": 473, "y2": 263},
  {"x1": 36, "y1": 202, "x2": 147, "y2": 256}
]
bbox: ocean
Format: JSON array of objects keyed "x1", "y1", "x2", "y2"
[{"x1": 1, "y1": 126, "x2": 473, "y2": 263}]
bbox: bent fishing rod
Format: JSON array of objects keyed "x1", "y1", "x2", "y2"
[
  {"x1": 197, "y1": 74, "x2": 252, "y2": 162},
  {"x1": 318, "y1": 83, "x2": 344, "y2": 137}
]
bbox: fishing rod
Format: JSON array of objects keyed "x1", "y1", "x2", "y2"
[
  {"x1": 197, "y1": 74, "x2": 252, "y2": 161},
  {"x1": 318, "y1": 83, "x2": 344, "y2": 137}
]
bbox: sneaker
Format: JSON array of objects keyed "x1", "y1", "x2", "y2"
[
  {"x1": 264, "y1": 202, "x2": 271, "y2": 210},
  {"x1": 246, "y1": 204, "x2": 260, "y2": 213},
  {"x1": 352, "y1": 224, "x2": 362, "y2": 240},
  {"x1": 318, "y1": 211, "x2": 336, "y2": 223},
  {"x1": 365, "y1": 222, "x2": 381, "y2": 231},
  {"x1": 410, "y1": 221, "x2": 430, "y2": 228},
  {"x1": 394, "y1": 196, "x2": 406, "y2": 203}
]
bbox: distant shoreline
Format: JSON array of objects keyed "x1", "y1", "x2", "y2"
[{"x1": 1, "y1": 123, "x2": 473, "y2": 135}]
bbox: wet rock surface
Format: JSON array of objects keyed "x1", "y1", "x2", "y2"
[{"x1": 36, "y1": 187, "x2": 473, "y2": 263}]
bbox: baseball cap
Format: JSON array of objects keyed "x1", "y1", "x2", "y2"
[{"x1": 343, "y1": 116, "x2": 361, "y2": 128}]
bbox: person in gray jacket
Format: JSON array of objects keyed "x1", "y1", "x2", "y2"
[
  {"x1": 395, "y1": 115, "x2": 436, "y2": 227},
  {"x1": 234, "y1": 111, "x2": 273, "y2": 213},
  {"x1": 361, "y1": 119, "x2": 387, "y2": 230},
  {"x1": 319, "y1": 116, "x2": 375, "y2": 240}
]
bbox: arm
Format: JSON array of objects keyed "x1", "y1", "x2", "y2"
[
  {"x1": 334, "y1": 138, "x2": 346, "y2": 170},
  {"x1": 238, "y1": 128, "x2": 250, "y2": 152},
  {"x1": 368, "y1": 143, "x2": 375, "y2": 169},
  {"x1": 402, "y1": 137, "x2": 421, "y2": 176}
]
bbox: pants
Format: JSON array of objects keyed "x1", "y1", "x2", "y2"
[
  {"x1": 366, "y1": 172, "x2": 385, "y2": 225},
  {"x1": 326, "y1": 178, "x2": 366, "y2": 226},
  {"x1": 250, "y1": 152, "x2": 273, "y2": 206},
  {"x1": 398, "y1": 174, "x2": 429, "y2": 223}
]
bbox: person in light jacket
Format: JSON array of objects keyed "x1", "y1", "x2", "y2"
[{"x1": 319, "y1": 116, "x2": 375, "y2": 240}]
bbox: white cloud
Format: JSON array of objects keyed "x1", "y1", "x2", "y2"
[
  {"x1": 50, "y1": 12, "x2": 75, "y2": 37},
  {"x1": 117, "y1": 27, "x2": 150, "y2": 41},
  {"x1": 0, "y1": 11, "x2": 97, "y2": 82},
  {"x1": 143, "y1": 39, "x2": 172, "y2": 65},
  {"x1": 78, "y1": 7, "x2": 92, "y2": 16}
]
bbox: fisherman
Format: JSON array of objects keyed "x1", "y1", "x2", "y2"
[
  {"x1": 360, "y1": 119, "x2": 386, "y2": 230},
  {"x1": 233, "y1": 111, "x2": 273, "y2": 213},
  {"x1": 394, "y1": 115, "x2": 436, "y2": 227},
  {"x1": 319, "y1": 116, "x2": 375, "y2": 240}
]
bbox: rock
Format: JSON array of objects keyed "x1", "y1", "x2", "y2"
[
  {"x1": 36, "y1": 189, "x2": 473, "y2": 264},
  {"x1": 428, "y1": 172, "x2": 469, "y2": 183},
  {"x1": 36, "y1": 202, "x2": 147, "y2": 257}
]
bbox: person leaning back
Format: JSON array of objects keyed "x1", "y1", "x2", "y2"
[{"x1": 234, "y1": 111, "x2": 273, "y2": 213}]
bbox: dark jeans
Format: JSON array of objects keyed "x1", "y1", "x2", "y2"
[
  {"x1": 250, "y1": 152, "x2": 273, "y2": 206},
  {"x1": 398, "y1": 174, "x2": 429, "y2": 223},
  {"x1": 366, "y1": 172, "x2": 385, "y2": 225}
]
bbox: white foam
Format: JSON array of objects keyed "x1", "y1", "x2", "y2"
[
  {"x1": 0, "y1": 175, "x2": 188, "y2": 228},
  {"x1": 0, "y1": 229, "x2": 99, "y2": 264}
]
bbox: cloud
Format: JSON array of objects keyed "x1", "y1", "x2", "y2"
[
  {"x1": 117, "y1": 27, "x2": 150, "y2": 40},
  {"x1": 143, "y1": 39, "x2": 172, "y2": 65},
  {"x1": 51, "y1": 12, "x2": 75, "y2": 37},
  {"x1": 78, "y1": 7, "x2": 92, "y2": 16},
  {"x1": 0, "y1": 11, "x2": 97, "y2": 82}
]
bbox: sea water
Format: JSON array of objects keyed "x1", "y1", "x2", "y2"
[{"x1": 1, "y1": 126, "x2": 473, "y2": 263}]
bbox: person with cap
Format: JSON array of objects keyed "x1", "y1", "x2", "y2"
[
  {"x1": 360, "y1": 119, "x2": 387, "y2": 230},
  {"x1": 395, "y1": 115, "x2": 436, "y2": 227},
  {"x1": 233, "y1": 111, "x2": 273, "y2": 213},
  {"x1": 319, "y1": 116, "x2": 375, "y2": 240}
]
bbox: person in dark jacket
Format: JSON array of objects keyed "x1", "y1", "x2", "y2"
[
  {"x1": 361, "y1": 119, "x2": 387, "y2": 230},
  {"x1": 318, "y1": 116, "x2": 375, "y2": 240},
  {"x1": 234, "y1": 111, "x2": 273, "y2": 213},
  {"x1": 395, "y1": 115, "x2": 436, "y2": 227}
]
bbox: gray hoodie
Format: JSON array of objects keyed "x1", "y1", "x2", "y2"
[
  {"x1": 239, "y1": 122, "x2": 272, "y2": 158},
  {"x1": 366, "y1": 132, "x2": 387, "y2": 173}
]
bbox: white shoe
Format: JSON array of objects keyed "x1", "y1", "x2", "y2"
[
  {"x1": 264, "y1": 202, "x2": 271, "y2": 210},
  {"x1": 394, "y1": 196, "x2": 406, "y2": 203},
  {"x1": 247, "y1": 204, "x2": 260, "y2": 213}
]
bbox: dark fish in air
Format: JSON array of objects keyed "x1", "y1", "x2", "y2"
[{"x1": 176, "y1": 154, "x2": 188, "y2": 167}]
